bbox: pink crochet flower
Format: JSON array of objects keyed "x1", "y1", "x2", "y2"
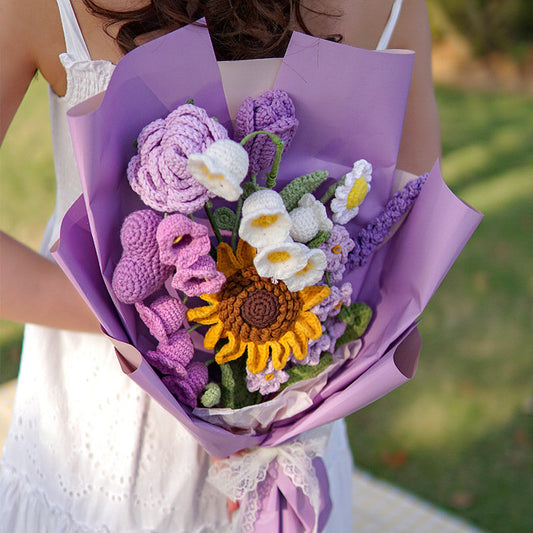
[
  {"x1": 144, "y1": 329, "x2": 194, "y2": 379},
  {"x1": 162, "y1": 361, "x2": 208, "y2": 408},
  {"x1": 171, "y1": 255, "x2": 226, "y2": 297},
  {"x1": 156, "y1": 213, "x2": 211, "y2": 268},
  {"x1": 112, "y1": 210, "x2": 173, "y2": 304},
  {"x1": 234, "y1": 90, "x2": 298, "y2": 176},
  {"x1": 135, "y1": 296, "x2": 187, "y2": 344},
  {"x1": 127, "y1": 104, "x2": 229, "y2": 213}
]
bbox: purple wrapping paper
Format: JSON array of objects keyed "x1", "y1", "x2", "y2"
[{"x1": 53, "y1": 23, "x2": 483, "y2": 531}]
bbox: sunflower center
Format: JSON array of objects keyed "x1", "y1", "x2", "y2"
[
  {"x1": 241, "y1": 289, "x2": 280, "y2": 328},
  {"x1": 346, "y1": 176, "x2": 368, "y2": 209}
]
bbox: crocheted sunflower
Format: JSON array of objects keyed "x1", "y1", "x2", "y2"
[{"x1": 186, "y1": 240, "x2": 330, "y2": 374}]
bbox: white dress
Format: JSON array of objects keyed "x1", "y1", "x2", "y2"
[{"x1": 0, "y1": 1, "x2": 402, "y2": 531}]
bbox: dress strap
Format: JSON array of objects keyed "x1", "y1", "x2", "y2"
[
  {"x1": 376, "y1": 0, "x2": 403, "y2": 51},
  {"x1": 55, "y1": 0, "x2": 91, "y2": 60}
]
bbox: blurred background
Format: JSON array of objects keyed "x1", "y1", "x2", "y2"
[{"x1": 1, "y1": 1, "x2": 532, "y2": 531}]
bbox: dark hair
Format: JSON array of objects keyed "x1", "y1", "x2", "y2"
[{"x1": 82, "y1": 0, "x2": 341, "y2": 60}]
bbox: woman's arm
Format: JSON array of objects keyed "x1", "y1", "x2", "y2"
[{"x1": 0, "y1": 0, "x2": 101, "y2": 332}]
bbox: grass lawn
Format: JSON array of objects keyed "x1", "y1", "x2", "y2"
[{"x1": 1, "y1": 77, "x2": 532, "y2": 532}]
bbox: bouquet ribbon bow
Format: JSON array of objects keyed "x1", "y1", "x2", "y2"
[{"x1": 207, "y1": 426, "x2": 333, "y2": 533}]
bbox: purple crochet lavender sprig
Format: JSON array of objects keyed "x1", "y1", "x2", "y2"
[
  {"x1": 234, "y1": 90, "x2": 298, "y2": 176},
  {"x1": 346, "y1": 175, "x2": 427, "y2": 271}
]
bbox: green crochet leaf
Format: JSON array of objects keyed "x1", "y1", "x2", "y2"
[
  {"x1": 200, "y1": 382, "x2": 221, "y2": 408},
  {"x1": 336, "y1": 302, "x2": 373, "y2": 348},
  {"x1": 279, "y1": 352, "x2": 334, "y2": 392},
  {"x1": 212, "y1": 207, "x2": 237, "y2": 231},
  {"x1": 241, "y1": 181, "x2": 265, "y2": 201},
  {"x1": 307, "y1": 230, "x2": 330, "y2": 248},
  {"x1": 219, "y1": 354, "x2": 261, "y2": 409},
  {"x1": 280, "y1": 170, "x2": 329, "y2": 211}
]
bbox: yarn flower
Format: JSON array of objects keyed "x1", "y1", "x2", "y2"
[
  {"x1": 171, "y1": 255, "x2": 226, "y2": 297},
  {"x1": 135, "y1": 296, "x2": 187, "y2": 344},
  {"x1": 331, "y1": 159, "x2": 372, "y2": 224},
  {"x1": 188, "y1": 139, "x2": 249, "y2": 201},
  {"x1": 112, "y1": 210, "x2": 173, "y2": 304},
  {"x1": 145, "y1": 329, "x2": 194, "y2": 379},
  {"x1": 319, "y1": 225, "x2": 355, "y2": 283},
  {"x1": 234, "y1": 90, "x2": 298, "y2": 176},
  {"x1": 162, "y1": 361, "x2": 209, "y2": 408},
  {"x1": 157, "y1": 213, "x2": 211, "y2": 268},
  {"x1": 186, "y1": 240, "x2": 330, "y2": 373},
  {"x1": 297, "y1": 333, "x2": 332, "y2": 366},
  {"x1": 127, "y1": 103, "x2": 228, "y2": 213},
  {"x1": 253, "y1": 239, "x2": 308, "y2": 281},
  {"x1": 289, "y1": 193, "x2": 333, "y2": 243},
  {"x1": 283, "y1": 246, "x2": 328, "y2": 293},
  {"x1": 239, "y1": 189, "x2": 291, "y2": 248},
  {"x1": 311, "y1": 283, "x2": 353, "y2": 322},
  {"x1": 246, "y1": 359, "x2": 290, "y2": 395}
]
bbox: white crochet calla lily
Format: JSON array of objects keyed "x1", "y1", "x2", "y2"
[
  {"x1": 289, "y1": 193, "x2": 333, "y2": 243},
  {"x1": 239, "y1": 189, "x2": 291, "y2": 248},
  {"x1": 253, "y1": 239, "x2": 308, "y2": 281},
  {"x1": 284, "y1": 245, "x2": 327, "y2": 292},
  {"x1": 331, "y1": 159, "x2": 372, "y2": 224},
  {"x1": 188, "y1": 139, "x2": 249, "y2": 201}
]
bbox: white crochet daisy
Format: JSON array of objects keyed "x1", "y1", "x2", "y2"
[
  {"x1": 253, "y1": 239, "x2": 308, "y2": 281},
  {"x1": 239, "y1": 189, "x2": 291, "y2": 248},
  {"x1": 284, "y1": 245, "x2": 327, "y2": 292},
  {"x1": 331, "y1": 159, "x2": 372, "y2": 224},
  {"x1": 188, "y1": 139, "x2": 249, "y2": 201},
  {"x1": 289, "y1": 193, "x2": 333, "y2": 243}
]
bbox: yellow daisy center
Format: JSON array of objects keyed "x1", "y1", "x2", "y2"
[
  {"x1": 332, "y1": 244, "x2": 342, "y2": 254},
  {"x1": 267, "y1": 251, "x2": 291, "y2": 263},
  {"x1": 264, "y1": 373, "x2": 274, "y2": 381},
  {"x1": 295, "y1": 260, "x2": 313, "y2": 277},
  {"x1": 346, "y1": 176, "x2": 368, "y2": 209},
  {"x1": 252, "y1": 214, "x2": 278, "y2": 228}
]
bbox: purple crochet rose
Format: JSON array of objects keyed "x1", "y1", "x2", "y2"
[
  {"x1": 246, "y1": 360, "x2": 289, "y2": 396},
  {"x1": 127, "y1": 104, "x2": 229, "y2": 213},
  {"x1": 135, "y1": 296, "x2": 187, "y2": 344},
  {"x1": 319, "y1": 225, "x2": 355, "y2": 284},
  {"x1": 171, "y1": 255, "x2": 225, "y2": 297},
  {"x1": 157, "y1": 213, "x2": 211, "y2": 268},
  {"x1": 311, "y1": 283, "x2": 353, "y2": 322},
  {"x1": 163, "y1": 361, "x2": 208, "y2": 408},
  {"x1": 112, "y1": 210, "x2": 173, "y2": 304},
  {"x1": 144, "y1": 329, "x2": 194, "y2": 379},
  {"x1": 234, "y1": 90, "x2": 298, "y2": 176}
]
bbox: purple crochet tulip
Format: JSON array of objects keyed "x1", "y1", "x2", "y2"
[
  {"x1": 234, "y1": 90, "x2": 298, "y2": 176},
  {"x1": 112, "y1": 210, "x2": 173, "y2": 304},
  {"x1": 311, "y1": 283, "x2": 353, "y2": 322},
  {"x1": 127, "y1": 104, "x2": 229, "y2": 213},
  {"x1": 157, "y1": 213, "x2": 211, "y2": 268},
  {"x1": 144, "y1": 329, "x2": 194, "y2": 379},
  {"x1": 319, "y1": 225, "x2": 355, "y2": 284},
  {"x1": 163, "y1": 361, "x2": 208, "y2": 408},
  {"x1": 171, "y1": 255, "x2": 225, "y2": 297},
  {"x1": 135, "y1": 296, "x2": 187, "y2": 344}
]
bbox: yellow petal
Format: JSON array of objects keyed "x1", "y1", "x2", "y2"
[
  {"x1": 204, "y1": 321, "x2": 225, "y2": 350},
  {"x1": 246, "y1": 342, "x2": 270, "y2": 374},
  {"x1": 236, "y1": 239, "x2": 256, "y2": 267},
  {"x1": 216, "y1": 242, "x2": 241, "y2": 277},
  {"x1": 186, "y1": 303, "x2": 220, "y2": 325},
  {"x1": 298, "y1": 285, "x2": 331, "y2": 311},
  {"x1": 297, "y1": 311, "x2": 323, "y2": 340},
  {"x1": 272, "y1": 341, "x2": 290, "y2": 370},
  {"x1": 215, "y1": 332, "x2": 246, "y2": 365},
  {"x1": 281, "y1": 329, "x2": 308, "y2": 362}
]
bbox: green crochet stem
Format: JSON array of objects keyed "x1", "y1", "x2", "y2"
[
  {"x1": 324, "y1": 271, "x2": 332, "y2": 287},
  {"x1": 231, "y1": 196, "x2": 244, "y2": 251},
  {"x1": 320, "y1": 175, "x2": 345, "y2": 204},
  {"x1": 240, "y1": 130, "x2": 284, "y2": 189},
  {"x1": 204, "y1": 200, "x2": 223, "y2": 244},
  {"x1": 187, "y1": 323, "x2": 202, "y2": 333}
]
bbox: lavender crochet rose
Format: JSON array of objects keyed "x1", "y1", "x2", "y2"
[
  {"x1": 127, "y1": 103, "x2": 229, "y2": 214},
  {"x1": 234, "y1": 90, "x2": 298, "y2": 176}
]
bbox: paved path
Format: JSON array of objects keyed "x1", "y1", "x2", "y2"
[{"x1": 1, "y1": 380, "x2": 484, "y2": 532}]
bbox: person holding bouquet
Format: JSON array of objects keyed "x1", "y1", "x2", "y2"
[{"x1": 0, "y1": 1, "x2": 441, "y2": 531}]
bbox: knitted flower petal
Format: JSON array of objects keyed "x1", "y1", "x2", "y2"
[
  {"x1": 144, "y1": 329, "x2": 194, "y2": 378},
  {"x1": 135, "y1": 296, "x2": 187, "y2": 344},
  {"x1": 283, "y1": 246, "x2": 328, "y2": 292},
  {"x1": 246, "y1": 359, "x2": 289, "y2": 395},
  {"x1": 253, "y1": 240, "x2": 308, "y2": 281},
  {"x1": 171, "y1": 255, "x2": 226, "y2": 297},
  {"x1": 188, "y1": 139, "x2": 249, "y2": 201},
  {"x1": 157, "y1": 213, "x2": 211, "y2": 268}
]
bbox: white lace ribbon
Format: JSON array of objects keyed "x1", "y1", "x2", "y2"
[{"x1": 207, "y1": 425, "x2": 332, "y2": 533}]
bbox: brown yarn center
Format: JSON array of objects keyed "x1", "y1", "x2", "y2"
[{"x1": 241, "y1": 289, "x2": 280, "y2": 328}]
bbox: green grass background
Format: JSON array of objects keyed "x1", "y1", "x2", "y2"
[{"x1": 1, "y1": 76, "x2": 532, "y2": 532}]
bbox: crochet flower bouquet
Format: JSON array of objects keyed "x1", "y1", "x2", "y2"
[{"x1": 53, "y1": 23, "x2": 482, "y2": 533}]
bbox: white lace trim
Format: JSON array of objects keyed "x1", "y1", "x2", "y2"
[
  {"x1": 58, "y1": 53, "x2": 115, "y2": 107},
  {"x1": 207, "y1": 425, "x2": 332, "y2": 533}
]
